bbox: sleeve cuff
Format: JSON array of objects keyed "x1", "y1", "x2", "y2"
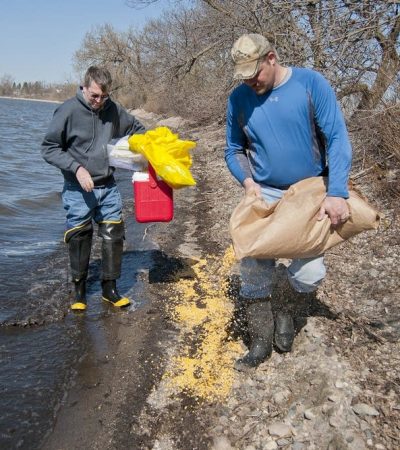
[
  {"x1": 327, "y1": 189, "x2": 350, "y2": 199},
  {"x1": 72, "y1": 162, "x2": 81, "y2": 174}
]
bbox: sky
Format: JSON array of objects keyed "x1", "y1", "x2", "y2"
[{"x1": 0, "y1": 0, "x2": 174, "y2": 85}]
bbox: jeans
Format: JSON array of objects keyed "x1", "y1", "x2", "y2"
[
  {"x1": 239, "y1": 185, "x2": 326, "y2": 299},
  {"x1": 62, "y1": 181, "x2": 123, "y2": 230}
]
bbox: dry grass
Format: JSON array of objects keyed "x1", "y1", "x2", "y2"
[{"x1": 350, "y1": 103, "x2": 400, "y2": 207}]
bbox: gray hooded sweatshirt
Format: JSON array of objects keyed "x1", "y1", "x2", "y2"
[{"x1": 41, "y1": 87, "x2": 145, "y2": 185}]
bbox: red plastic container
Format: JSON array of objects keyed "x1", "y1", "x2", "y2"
[{"x1": 132, "y1": 164, "x2": 174, "y2": 223}]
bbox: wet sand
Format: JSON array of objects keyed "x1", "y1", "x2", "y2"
[{"x1": 41, "y1": 295, "x2": 169, "y2": 449}]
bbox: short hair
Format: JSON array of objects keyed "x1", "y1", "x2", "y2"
[{"x1": 83, "y1": 66, "x2": 112, "y2": 92}]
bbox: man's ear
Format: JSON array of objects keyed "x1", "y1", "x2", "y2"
[{"x1": 266, "y1": 51, "x2": 276, "y2": 65}]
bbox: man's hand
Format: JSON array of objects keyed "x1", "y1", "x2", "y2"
[
  {"x1": 317, "y1": 196, "x2": 350, "y2": 228},
  {"x1": 76, "y1": 166, "x2": 94, "y2": 192},
  {"x1": 243, "y1": 178, "x2": 262, "y2": 197}
]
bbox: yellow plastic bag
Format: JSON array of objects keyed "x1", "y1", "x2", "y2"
[{"x1": 128, "y1": 127, "x2": 196, "y2": 189}]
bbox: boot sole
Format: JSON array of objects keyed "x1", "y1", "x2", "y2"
[
  {"x1": 71, "y1": 302, "x2": 87, "y2": 311},
  {"x1": 234, "y1": 351, "x2": 272, "y2": 371},
  {"x1": 274, "y1": 340, "x2": 293, "y2": 352},
  {"x1": 102, "y1": 296, "x2": 130, "y2": 308}
]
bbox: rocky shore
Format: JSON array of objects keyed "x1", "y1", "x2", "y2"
[{"x1": 42, "y1": 110, "x2": 399, "y2": 450}]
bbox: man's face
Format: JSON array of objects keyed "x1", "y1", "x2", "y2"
[
  {"x1": 243, "y1": 54, "x2": 277, "y2": 95},
  {"x1": 83, "y1": 81, "x2": 109, "y2": 110}
]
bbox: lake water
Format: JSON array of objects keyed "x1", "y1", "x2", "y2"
[
  {"x1": 0, "y1": 97, "x2": 153, "y2": 448},
  {"x1": 0, "y1": 98, "x2": 65, "y2": 321}
]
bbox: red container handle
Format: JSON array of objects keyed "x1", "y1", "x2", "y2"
[{"x1": 148, "y1": 164, "x2": 158, "y2": 189}]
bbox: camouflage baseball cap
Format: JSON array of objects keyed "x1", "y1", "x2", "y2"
[{"x1": 231, "y1": 33, "x2": 274, "y2": 79}]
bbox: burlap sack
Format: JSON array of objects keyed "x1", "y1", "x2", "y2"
[{"x1": 230, "y1": 177, "x2": 381, "y2": 260}]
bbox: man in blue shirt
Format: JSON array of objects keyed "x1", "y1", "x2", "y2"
[{"x1": 225, "y1": 34, "x2": 352, "y2": 368}]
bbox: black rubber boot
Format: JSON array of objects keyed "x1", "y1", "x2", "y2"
[
  {"x1": 272, "y1": 282, "x2": 316, "y2": 352},
  {"x1": 228, "y1": 295, "x2": 250, "y2": 344},
  {"x1": 98, "y1": 221, "x2": 124, "y2": 279},
  {"x1": 65, "y1": 222, "x2": 93, "y2": 311},
  {"x1": 101, "y1": 280, "x2": 130, "y2": 307},
  {"x1": 274, "y1": 312, "x2": 295, "y2": 352},
  {"x1": 98, "y1": 222, "x2": 130, "y2": 308},
  {"x1": 235, "y1": 298, "x2": 274, "y2": 370},
  {"x1": 74, "y1": 278, "x2": 86, "y2": 302}
]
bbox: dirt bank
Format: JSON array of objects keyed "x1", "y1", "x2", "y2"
[{"x1": 42, "y1": 111, "x2": 399, "y2": 450}]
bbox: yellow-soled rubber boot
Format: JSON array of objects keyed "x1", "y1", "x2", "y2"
[
  {"x1": 101, "y1": 280, "x2": 130, "y2": 308},
  {"x1": 71, "y1": 279, "x2": 87, "y2": 312},
  {"x1": 66, "y1": 222, "x2": 93, "y2": 313},
  {"x1": 71, "y1": 302, "x2": 87, "y2": 311}
]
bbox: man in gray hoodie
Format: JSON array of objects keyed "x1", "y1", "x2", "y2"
[{"x1": 42, "y1": 66, "x2": 145, "y2": 311}]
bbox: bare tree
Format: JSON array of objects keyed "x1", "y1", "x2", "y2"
[
  {"x1": 198, "y1": 1, "x2": 399, "y2": 116},
  {"x1": 75, "y1": 0, "x2": 398, "y2": 121},
  {"x1": 73, "y1": 24, "x2": 150, "y2": 107},
  {"x1": 0, "y1": 74, "x2": 15, "y2": 96},
  {"x1": 71, "y1": 0, "x2": 400, "y2": 201}
]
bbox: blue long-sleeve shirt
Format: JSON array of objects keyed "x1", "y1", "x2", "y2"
[{"x1": 225, "y1": 67, "x2": 352, "y2": 198}]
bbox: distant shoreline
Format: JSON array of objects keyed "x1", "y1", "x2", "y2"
[{"x1": 0, "y1": 96, "x2": 62, "y2": 104}]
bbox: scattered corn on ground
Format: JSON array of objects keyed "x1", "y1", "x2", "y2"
[{"x1": 163, "y1": 246, "x2": 242, "y2": 403}]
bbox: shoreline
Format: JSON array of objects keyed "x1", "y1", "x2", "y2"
[{"x1": 0, "y1": 95, "x2": 62, "y2": 104}]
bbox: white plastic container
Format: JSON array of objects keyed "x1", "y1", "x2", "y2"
[
  {"x1": 132, "y1": 171, "x2": 149, "y2": 182},
  {"x1": 107, "y1": 135, "x2": 146, "y2": 171}
]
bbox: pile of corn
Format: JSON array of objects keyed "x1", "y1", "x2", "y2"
[{"x1": 163, "y1": 246, "x2": 242, "y2": 403}]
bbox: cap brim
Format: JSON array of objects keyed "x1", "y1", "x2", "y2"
[{"x1": 233, "y1": 58, "x2": 261, "y2": 80}]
